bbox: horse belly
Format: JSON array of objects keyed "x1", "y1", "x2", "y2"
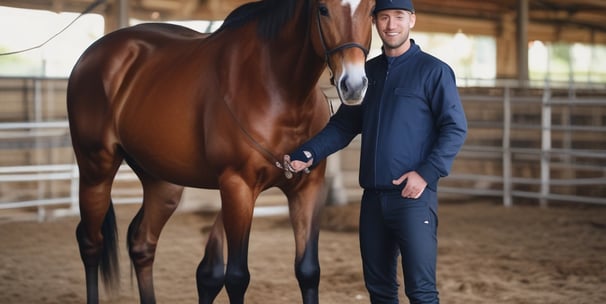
[
  {"x1": 122, "y1": 128, "x2": 217, "y2": 189},
  {"x1": 118, "y1": 107, "x2": 220, "y2": 189}
]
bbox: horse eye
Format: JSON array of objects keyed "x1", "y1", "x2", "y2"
[{"x1": 318, "y1": 5, "x2": 329, "y2": 16}]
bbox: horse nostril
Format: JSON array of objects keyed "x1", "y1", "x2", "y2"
[{"x1": 340, "y1": 76, "x2": 350, "y2": 93}]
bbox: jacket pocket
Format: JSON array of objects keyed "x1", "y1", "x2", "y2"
[
  {"x1": 394, "y1": 87, "x2": 422, "y2": 96},
  {"x1": 392, "y1": 87, "x2": 431, "y2": 121}
]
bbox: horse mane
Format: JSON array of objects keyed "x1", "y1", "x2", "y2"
[{"x1": 217, "y1": 0, "x2": 309, "y2": 40}]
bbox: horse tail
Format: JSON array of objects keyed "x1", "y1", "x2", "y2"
[{"x1": 100, "y1": 201, "x2": 120, "y2": 294}]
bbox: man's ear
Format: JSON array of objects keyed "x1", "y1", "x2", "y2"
[{"x1": 409, "y1": 14, "x2": 416, "y2": 29}]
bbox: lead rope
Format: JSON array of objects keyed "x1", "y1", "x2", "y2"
[{"x1": 221, "y1": 97, "x2": 306, "y2": 179}]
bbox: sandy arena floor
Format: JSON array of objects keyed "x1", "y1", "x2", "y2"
[{"x1": 1, "y1": 199, "x2": 605, "y2": 304}]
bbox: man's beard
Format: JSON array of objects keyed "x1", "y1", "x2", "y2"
[{"x1": 383, "y1": 32, "x2": 409, "y2": 51}]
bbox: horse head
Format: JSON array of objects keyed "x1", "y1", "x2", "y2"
[{"x1": 311, "y1": 0, "x2": 374, "y2": 105}]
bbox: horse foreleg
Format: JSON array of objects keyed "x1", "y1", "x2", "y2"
[
  {"x1": 196, "y1": 212, "x2": 226, "y2": 303},
  {"x1": 285, "y1": 178, "x2": 327, "y2": 304},
  {"x1": 217, "y1": 176, "x2": 256, "y2": 304},
  {"x1": 127, "y1": 179, "x2": 183, "y2": 304}
]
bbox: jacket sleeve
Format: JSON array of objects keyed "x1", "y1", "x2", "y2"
[
  {"x1": 291, "y1": 103, "x2": 363, "y2": 167},
  {"x1": 416, "y1": 65, "x2": 468, "y2": 188}
]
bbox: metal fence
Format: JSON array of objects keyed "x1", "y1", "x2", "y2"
[
  {"x1": 0, "y1": 77, "x2": 143, "y2": 220},
  {"x1": 441, "y1": 80, "x2": 606, "y2": 206},
  {"x1": 1, "y1": 77, "x2": 605, "y2": 221}
]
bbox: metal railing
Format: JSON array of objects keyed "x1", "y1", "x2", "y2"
[
  {"x1": 0, "y1": 77, "x2": 142, "y2": 220},
  {"x1": 442, "y1": 81, "x2": 606, "y2": 206},
  {"x1": 1, "y1": 77, "x2": 605, "y2": 222}
]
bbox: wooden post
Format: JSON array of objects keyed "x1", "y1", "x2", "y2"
[
  {"x1": 104, "y1": 0, "x2": 129, "y2": 34},
  {"x1": 496, "y1": 13, "x2": 517, "y2": 79},
  {"x1": 517, "y1": 0, "x2": 529, "y2": 86}
]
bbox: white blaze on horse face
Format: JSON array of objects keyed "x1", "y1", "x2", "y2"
[
  {"x1": 334, "y1": 0, "x2": 368, "y2": 105},
  {"x1": 341, "y1": 0, "x2": 362, "y2": 17}
]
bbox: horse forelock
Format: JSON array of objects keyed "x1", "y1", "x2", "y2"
[{"x1": 218, "y1": 0, "x2": 310, "y2": 41}]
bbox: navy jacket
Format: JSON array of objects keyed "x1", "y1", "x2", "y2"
[{"x1": 296, "y1": 41, "x2": 467, "y2": 191}]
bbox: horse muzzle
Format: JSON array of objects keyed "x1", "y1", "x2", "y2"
[{"x1": 334, "y1": 64, "x2": 368, "y2": 105}]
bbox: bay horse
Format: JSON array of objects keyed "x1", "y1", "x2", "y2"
[{"x1": 67, "y1": 0, "x2": 373, "y2": 303}]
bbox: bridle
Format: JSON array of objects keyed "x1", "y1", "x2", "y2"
[{"x1": 315, "y1": 6, "x2": 370, "y2": 86}]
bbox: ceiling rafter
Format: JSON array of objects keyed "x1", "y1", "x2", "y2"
[{"x1": 0, "y1": 0, "x2": 605, "y2": 39}]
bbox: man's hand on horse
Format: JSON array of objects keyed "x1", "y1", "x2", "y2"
[{"x1": 284, "y1": 150, "x2": 313, "y2": 173}]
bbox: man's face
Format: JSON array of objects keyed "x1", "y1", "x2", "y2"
[{"x1": 374, "y1": 10, "x2": 416, "y2": 53}]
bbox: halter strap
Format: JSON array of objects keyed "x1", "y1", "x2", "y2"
[{"x1": 315, "y1": 9, "x2": 369, "y2": 85}]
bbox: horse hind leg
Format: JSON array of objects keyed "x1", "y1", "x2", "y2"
[
  {"x1": 75, "y1": 153, "x2": 123, "y2": 303},
  {"x1": 125, "y1": 166, "x2": 184, "y2": 304},
  {"x1": 196, "y1": 211, "x2": 226, "y2": 303},
  {"x1": 76, "y1": 204, "x2": 119, "y2": 304}
]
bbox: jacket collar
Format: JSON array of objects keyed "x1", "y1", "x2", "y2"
[{"x1": 381, "y1": 39, "x2": 420, "y2": 66}]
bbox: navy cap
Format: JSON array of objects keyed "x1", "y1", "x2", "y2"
[{"x1": 373, "y1": 0, "x2": 415, "y2": 14}]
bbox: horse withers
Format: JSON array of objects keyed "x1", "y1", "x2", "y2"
[{"x1": 67, "y1": 0, "x2": 373, "y2": 303}]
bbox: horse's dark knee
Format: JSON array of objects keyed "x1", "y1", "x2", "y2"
[
  {"x1": 224, "y1": 266, "x2": 250, "y2": 298},
  {"x1": 295, "y1": 258, "x2": 320, "y2": 290},
  {"x1": 196, "y1": 257, "x2": 225, "y2": 299}
]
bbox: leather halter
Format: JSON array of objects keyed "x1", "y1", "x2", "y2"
[{"x1": 315, "y1": 7, "x2": 370, "y2": 85}]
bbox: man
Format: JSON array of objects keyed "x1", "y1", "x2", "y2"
[{"x1": 285, "y1": 0, "x2": 467, "y2": 303}]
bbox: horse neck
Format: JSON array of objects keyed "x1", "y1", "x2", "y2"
[{"x1": 268, "y1": 2, "x2": 325, "y2": 104}]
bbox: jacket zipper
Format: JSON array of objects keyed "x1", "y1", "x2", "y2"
[{"x1": 373, "y1": 57, "x2": 391, "y2": 189}]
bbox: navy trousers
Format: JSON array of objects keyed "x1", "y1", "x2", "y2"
[{"x1": 359, "y1": 189, "x2": 439, "y2": 304}]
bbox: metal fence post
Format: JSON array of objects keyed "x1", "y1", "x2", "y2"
[
  {"x1": 33, "y1": 79, "x2": 48, "y2": 221},
  {"x1": 503, "y1": 86, "x2": 512, "y2": 207},
  {"x1": 540, "y1": 82, "x2": 552, "y2": 207}
]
